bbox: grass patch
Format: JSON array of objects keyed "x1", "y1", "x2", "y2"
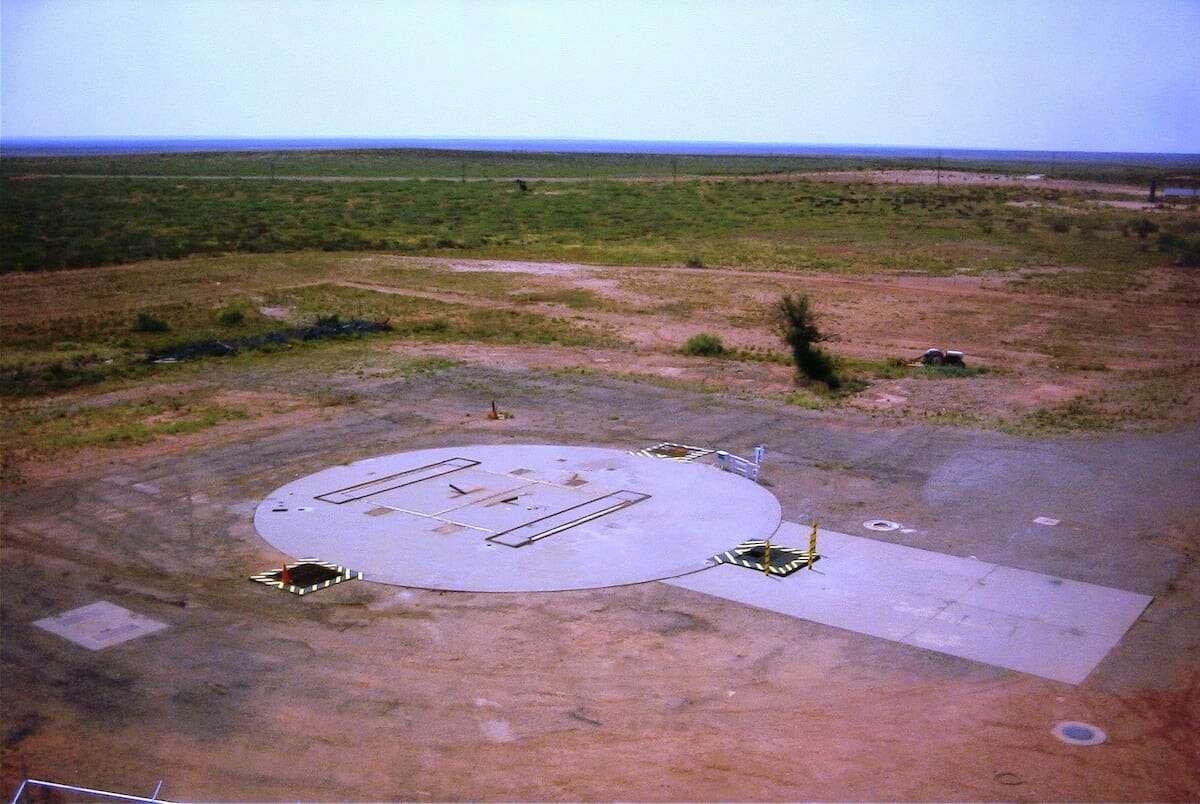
[
  {"x1": 782, "y1": 389, "x2": 828, "y2": 409},
  {"x1": 133, "y1": 312, "x2": 169, "y2": 333},
  {"x1": 510, "y1": 288, "x2": 601, "y2": 309},
  {"x1": 7, "y1": 393, "x2": 249, "y2": 454},
  {"x1": 270, "y1": 283, "x2": 614, "y2": 347},
  {"x1": 682, "y1": 333, "x2": 726, "y2": 356},
  {"x1": 217, "y1": 305, "x2": 246, "y2": 326},
  {"x1": 5, "y1": 174, "x2": 1194, "y2": 287},
  {"x1": 838, "y1": 356, "x2": 989, "y2": 380},
  {"x1": 0, "y1": 277, "x2": 612, "y2": 397},
  {"x1": 393, "y1": 356, "x2": 460, "y2": 375},
  {"x1": 4, "y1": 146, "x2": 1191, "y2": 184},
  {"x1": 1014, "y1": 400, "x2": 1119, "y2": 433}
]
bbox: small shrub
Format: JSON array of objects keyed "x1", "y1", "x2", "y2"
[
  {"x1": 1178, "y1": 241, "x2": 1200, "y2": 268},
  {"x1": 1157, "y1": 232, "x2": 1185, "y2": 251},
  {"x1": 133, "y1": 312, "x2": 169, "y2": 333},
  {"x1": 1156, "y1": 232, "x2": 1200, "y2": 267},
  {"x1": 684, "y1": 256, "x2": 705, "y2": 269},
  {"x1": 683, "y1": 333, "x2": 725, "y2": 356},
  {"x1": 1131, "y1": 218, "x2": 1159, "y2": 239},
  {"x1": 217, "y1": 306, "x2": 245, "y2": 327},
  {"x1": 1049, "y1": 218, "x2": 1071, "y2": 234}
]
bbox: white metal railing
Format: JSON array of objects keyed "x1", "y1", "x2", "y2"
[
  {"x1": 9, "y1": 778, "x2": 168, "y2": 804},
  {"x1": 714, "y1": 444, "x2": 766, "y2": 483}
]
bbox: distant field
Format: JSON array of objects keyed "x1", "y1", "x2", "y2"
[
  {"x1": 1, "y1": 150, "x2": 1197, "y2": 446},
  {"x1": 3, "y1": 146, "x2": 1196, "y2": 184},
  {"x1": 3, "y1": 173, "x2": 1197, "y2": 278}
]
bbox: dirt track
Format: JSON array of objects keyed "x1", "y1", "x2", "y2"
[{"x1": 3, "y1": 362, "x2": 1198, "y2": 800}]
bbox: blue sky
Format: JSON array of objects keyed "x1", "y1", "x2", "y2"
[{"x1": 2, "y1": 0, "x2": 1197, "y2": 152}]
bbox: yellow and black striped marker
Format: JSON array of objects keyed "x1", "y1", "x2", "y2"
[
  {"x1": 249, "y1": 558, "x2": 363, "y2": 596},
  {"x1": 631, "y1": 442, "x2": 715, "y2": 461},
  {"x1": 710, "y1": 538, "x2": 819, "y2": 577}
]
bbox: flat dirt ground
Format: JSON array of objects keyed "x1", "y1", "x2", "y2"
[{"x1": 3, "y1": 355, "x2": 1199, "y2": 800}]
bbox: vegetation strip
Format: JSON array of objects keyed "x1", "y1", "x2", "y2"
[{"x1": 146, "y1": 317, "x2": 391, "y2": 362}]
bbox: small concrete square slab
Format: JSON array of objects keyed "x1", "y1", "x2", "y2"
[{"x1": 34, "y1": 601, "x2": 167, "y2": 651}]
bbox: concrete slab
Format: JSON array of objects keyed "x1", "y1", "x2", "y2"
[
  {"x1": 34, "y1": 601, "x2": 167, "y2": 651},
  {"x1": 443, "y1": 482, "x2": 604, "y2": 533},
  {"x1": 664, "y1": 523, "x2": 1152, "y2": 684},
  {"x1": 369, "y1": 467, "x2": 529, "y2": 516},
  {"x1": 255, "y1": 444, "x2": 780, "y2": 592}
]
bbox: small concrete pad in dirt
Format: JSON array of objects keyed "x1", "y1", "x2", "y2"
[
  {"x1": 665, "y1": 522, "x2": 1152, "y2": 684},
  {"x1": 33, "y1": 601, "x2": 168, "y2": 651}
]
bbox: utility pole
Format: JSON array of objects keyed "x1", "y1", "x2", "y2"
[
  {"x1": 936, "y1": 152, "x2": 942, "y2": 187},
  {"x1": 672, "y1": 158, "x2": 678, "y2": 183},
  {"x1": 461, "y1": 162, "x2": 467, "y2": 183}
]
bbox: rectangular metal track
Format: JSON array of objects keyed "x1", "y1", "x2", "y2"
[
  {"x1": 487, "y1": 490, "x2": 650, "y2": 547},
  {"x1": 315, "y1": 458, "x2": 479, "y2": 504}
]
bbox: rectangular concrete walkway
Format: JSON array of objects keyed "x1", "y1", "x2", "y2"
[{"x1": 664, "y1": 522, "x2": 1152, "y2": 684}]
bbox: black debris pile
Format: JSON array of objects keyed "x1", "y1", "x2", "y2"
[{"x1": 147, "y1": 316, "x2": 392, "y2": 362}]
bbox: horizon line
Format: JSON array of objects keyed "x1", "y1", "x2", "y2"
[{"x1": 2, "y1": 135, "x2": 1198, "y2": 159}]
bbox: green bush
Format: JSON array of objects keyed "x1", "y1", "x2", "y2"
[
  {"x1": 1131, "y1": 218, "x2": 1159, "y2": 239},
  {"x1": 1156, "y1": 231, "x2": 1200, "y2": 267},
  {"x1": 217, "y1": 306, "x2": 245, "y2": 326},
  {"x1": 684, "y1": 256, "x2": 705, "y2": 269},
  {"x1": 1179, "y1": 241, "x2": 1200, "y2": 268},
  {"x1": 772, "y1": 293, "x2": 841, "y2": 389},
  {"x1": 683, "y1": 332, "x2": 725, "y2": 356},
  {"x1": 133, "y1": 312, "x2": 169, "y2": 333}
]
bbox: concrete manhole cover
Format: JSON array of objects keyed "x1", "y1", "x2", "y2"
[
  {"x1": 1053, "y1": 721, "x2": 1107, "y2": 746},
  {"x1": 255, "y1": 444, "x2": 782, "y2": 592},
  {"x1": 863, "y1": 519, "x2": 901, "y2": 532}
]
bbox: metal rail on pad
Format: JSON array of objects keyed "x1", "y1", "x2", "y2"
[
  {"x1": 714, "y1": 445, "x2": 765, "y2": 483},
  {"x1": 9, "y1": 778, "x2": 168, "y2": 804},
  {"x1": 315, "y1": 457, "x2": 478, "y2": 504},
  {"x1": 487, "y1": 490, "x2": 651, "y2": 547}
]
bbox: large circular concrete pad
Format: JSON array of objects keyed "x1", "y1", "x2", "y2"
[{"x1": 255, "y1": 444, "x2": 781, "y2": 591}]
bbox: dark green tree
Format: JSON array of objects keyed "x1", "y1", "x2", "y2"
[{"x1": 773, "y1": 293, "x2": 840, "y2": 389}]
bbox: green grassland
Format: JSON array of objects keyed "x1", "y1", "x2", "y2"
[
  {"x1": 4, "y1": 174, "x2": 1197, "y2": 280},
  {"x1": 4, "y1": 146, "x2": 1196, "y2": 184}
]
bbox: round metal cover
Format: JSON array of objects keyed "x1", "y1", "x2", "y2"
[
  {"x1": 863, "y1": 519, "x2": 901, "y2": 532},
  {"x1": 1053, "y1": 721, "x2": 1107, "y2": 746}
]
